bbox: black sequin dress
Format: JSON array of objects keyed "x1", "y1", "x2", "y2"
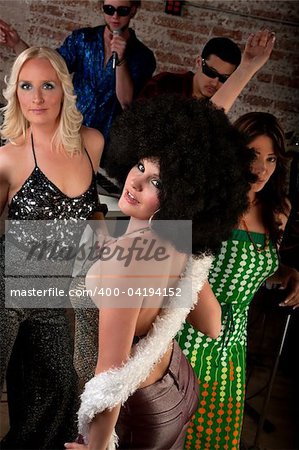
[{"x1": 0, "y1": 136, "x2": 99, "y2": 450}]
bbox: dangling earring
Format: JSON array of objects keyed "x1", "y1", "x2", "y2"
[{"x1": 149, "y1": 209, "x2": 160, "y2": 228}]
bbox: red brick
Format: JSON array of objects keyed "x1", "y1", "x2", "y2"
[
  {"x1": 246, "y1": 95, "x2": 274, "y2": 108},
  {"x1": 274, "y1": 75, "x2": 299, "y2": 89},
  {"x1": 256, "y1": 73, "x2": 273, "y2": 83},
  {"x1": 152, "y1": 16, "x2": 205, "y2": 34},
  {"x1": 28, "y1": 26, "x2": 66, "y2": 43},
  {"x1": 274, "y1": 100, "x2": 299, "y2": 113},
  {"x1": 167, "y1": 30, "x2": 195, "y2": 45},
  {"x1": 155, "y1": 50, "x2": 184, "y2": 66},
  {"x1": 276, "y1": 38, "x2": 299, "y2": 53},
  {"x1": 269, "y1": 49, "x2": 288, "y2": 62},
  {"x1": 141, "y1": 1, "x2": 164, "y2": 13},
  {"x1": 250, "y1": 6, "x2": 298, "y2": 23},
  {"x1": 183, "y1": 56, "x2": 197, "y2": 68},
  {"x1": 211, "y1": 27, "x2": 243, "y2": 43}
]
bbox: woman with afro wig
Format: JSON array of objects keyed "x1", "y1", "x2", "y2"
[{"x1": 66, "y1": 94, "x2": 255, "y2": 450}]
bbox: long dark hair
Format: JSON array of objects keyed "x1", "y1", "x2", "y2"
[{"x1": 234, "y1": 112, "x2": 290, "y2": 243}]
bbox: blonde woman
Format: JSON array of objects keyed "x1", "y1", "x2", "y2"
[{"x1": 0, "y1": 47, "x2": 104, "y2": 449}]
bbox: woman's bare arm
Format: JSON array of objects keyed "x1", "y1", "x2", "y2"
[
  {"x1": 211, "y1": 29, "x2": 275, "y2": 113},
  {"x1": 187, "y1": 281, "x2": 222, "y2": 338}
]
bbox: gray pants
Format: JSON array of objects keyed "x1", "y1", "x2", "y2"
[{"x1": 116, "y1": 340, "x2": 199, "y2": 450}]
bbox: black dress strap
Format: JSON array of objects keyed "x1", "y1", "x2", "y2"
[
  {"x1": 84, "y1": 147, "x2": 95, "y2": 174},
  {"x1": 31, "y1": 133, "x2": 38, "y2": 167}
]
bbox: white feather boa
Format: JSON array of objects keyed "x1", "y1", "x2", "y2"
[{"x1": 78, "y1": 254, "x2": 213, "y2": 448}]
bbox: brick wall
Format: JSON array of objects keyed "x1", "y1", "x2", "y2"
[{"x1": 1, "y1": 0, "x2": 298, "y2": 137}]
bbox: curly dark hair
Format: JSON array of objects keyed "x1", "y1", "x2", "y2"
[
  {"x1": 234, "y1": 112, "x2": 290, "y2": 244},
  {"x1": 105, "y1": 94, "x2": 254, "y2": 255}
]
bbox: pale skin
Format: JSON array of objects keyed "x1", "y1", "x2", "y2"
[
  {"x1": 64, "y1": 159, "x2": 222, "y2": 450},
  {"x1": 0, "y1": 0, "x2": 138, "y2": 110},
  {"x1": 0, "y1": 57, "x2": 104, "y2": 218},
  {"x1": 238, "y1": 135, "x2": 299, "y2": 308}
]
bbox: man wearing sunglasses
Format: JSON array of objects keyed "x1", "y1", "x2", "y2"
[
  {"x1": 140, "y1": 36, "x2": 241, "y2": 100},
  {"x1": 0, "y1": 1, "x2": 156, "y2": 160}
]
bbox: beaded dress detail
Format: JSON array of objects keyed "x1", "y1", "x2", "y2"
[{"x1": 8, "y1": 134, "x2": 99, "y2": 220}]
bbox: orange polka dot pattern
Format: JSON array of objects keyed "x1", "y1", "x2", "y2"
[{"x1": 177, "y1": 230, "x2": 278, "y2": 449}]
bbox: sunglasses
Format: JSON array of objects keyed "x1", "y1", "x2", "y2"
[
  {"x1": 201, "y1": 59, "x2": 230, "y2": 84},
  {"x1": 103, "y1": 4, "x2": 132, "y2": 16}
]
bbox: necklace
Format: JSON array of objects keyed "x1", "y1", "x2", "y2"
[
  {"x1": 241, "y1": 219, "x2": 270, "y2": 253},
  {"x1": 103, "y1": 226, "x2": 151, "y2": 246}
]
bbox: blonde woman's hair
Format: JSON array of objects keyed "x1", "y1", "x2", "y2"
[{"x1": 0, "y1": 46, "x2": 83, "y2": 155}]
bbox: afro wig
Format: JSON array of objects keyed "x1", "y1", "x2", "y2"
[{"x1": 105, "y1": 94, "x2": 255, "y2": 255}]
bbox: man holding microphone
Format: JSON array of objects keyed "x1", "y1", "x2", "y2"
[{"x1": 0, "y1": 0, "x2": 156, "y2": 158}]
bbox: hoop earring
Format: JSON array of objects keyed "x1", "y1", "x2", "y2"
[{"x1": 148, "y1": 209, "x2": 160, "y2": 228}]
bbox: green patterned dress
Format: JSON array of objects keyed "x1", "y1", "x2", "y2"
[{"x1": 177, "y1": 229, "x2": 278, "y2": 450}]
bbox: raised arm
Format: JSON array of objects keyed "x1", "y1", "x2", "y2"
[
  {"x1": 187, "y1": 280, "x2": 222, "y2": 338},
  {"x1": 0, "y1": 19, "x2": 28, "y2": 54},
  {"x1": 211, "y1": 29, "x2": 275, "y2": 113}
]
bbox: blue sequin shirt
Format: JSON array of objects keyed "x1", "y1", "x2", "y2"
[{"x1": 58, "y1": 25, "x2": 156, "y2": 140}]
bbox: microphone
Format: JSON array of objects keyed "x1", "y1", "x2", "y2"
[{"x1": 112, "y1": 29, "x2": 122, "y2": 70}]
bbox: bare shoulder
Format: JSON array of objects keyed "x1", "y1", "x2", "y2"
[
  {"x1": 277, "y1": 197, "x2": 292, "y2": 231},
  {"x1": 81, "y1": 125, "x2": 104, "y2": 143},
  {"x1": 0, "y1": 140, "x2": 15, "y2": 156},
  {"x1": 81, "y1": 126, "x2": 104, "y2": 153},
  {"x1": 0, "y1": 141, "x2": 20, "y2": 176},
  {"x1": 89, "y1": 230, "x2": 186, "y2": 291},
  {"x1": 285, "y1": 197, "x2": 292, "y2": 215},
  {"x1": 0, "y1": 141, "x2": 22, "y2": 215}
]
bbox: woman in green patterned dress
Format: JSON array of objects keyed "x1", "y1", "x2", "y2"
[{"x1": 177, "y1": 112, "x2": 299, "y2": 450}]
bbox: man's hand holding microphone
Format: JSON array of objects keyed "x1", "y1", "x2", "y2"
[{"x1": 111, "y1": 29, "x2": 127, "y2": 69}]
